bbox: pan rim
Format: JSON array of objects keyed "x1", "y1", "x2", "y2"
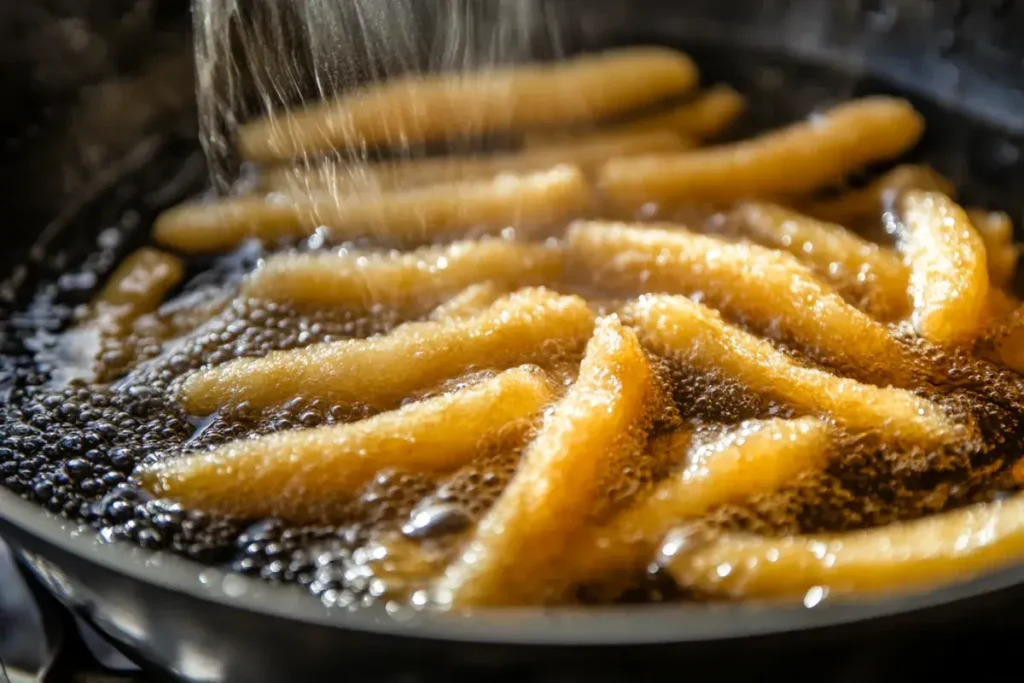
[{"x1": 2, "y1": 485, "x2": 1023, "y2": 646}]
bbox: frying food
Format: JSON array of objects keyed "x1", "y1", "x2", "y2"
[
  {"x1": 6, "y1": 45, "x2": 1024, "y2": 614},
  {"x1": 797, "y1": 164, "x2": 954, "y2": 226},
  {"x1": 262, "y1": 129, "x2": 691, "y2": 195},
  {"x1": 526, "y1": 84, "x2": 746, "y2": 144},
  {"x1": 179, "y1": 287, "x2": 593, "y2": 414},
  {"x1": 238, "y1": 46, "x2": 698, "y2": 162},
  {"x1": 565, "y1": 418, "x2": 834, "y2": 588},
  {"x1": 154, "y1": 165, "x2": 591, "y2": 253},
  {"x1": 427, "y1": 282, "x2": 505, "y2": 322},
  {"x1": 90, "y1": 247, "x2": 184, "y2": 334},
  {"x1": 662, "y1": 494, "x2": 1024, "y2": 599},
  {"x1": 625, "y1": 295, "x2": 957, "y2": 444},
  {"x1": 598, "y1": 97, "x2": 924, "y2": 209},
  {"x1": 897, "y1": 191, "x2": 991, "y2": 346},
  {"x1": 729, "y1": 202, "x2": 910, "y2": 320},
  {"x1": 241, "y1": 239, "x2": 564, "y2": 313},
  {"x1": 436, "y1": 316, "x2": 661, "y2": 606},
  {"x1": 140, "y1": 366, "x2": 555, "y2": 523},
  {"x1": 968, "y1": 209, "x2": 1019, "y2": 290},
  {"x1": 565, "y1": 221, "x2": 908, "y2": 379}
]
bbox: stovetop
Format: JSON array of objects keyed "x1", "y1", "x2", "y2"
[{"x1": 0, "y1": 534, "x2": 1016, "y2": 683}]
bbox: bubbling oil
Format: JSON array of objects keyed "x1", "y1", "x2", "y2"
[
  {"x1": 2, "y1": 2, "x2": 1024, "y2": 604},
  {"x1": 2, "y1": 206, "x2": 1024, "y2": 609}
]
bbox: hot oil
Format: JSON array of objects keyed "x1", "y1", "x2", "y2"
[
  {"x1": 4, "y1": 2, "x2": 1024, "y2": 606},
  {"x1": 4, "y1": 182, "x2": 1024, "y2": 608}
]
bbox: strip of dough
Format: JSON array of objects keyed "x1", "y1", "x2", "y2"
[
  {"x1": 662, "y1": 494, "x2": 1024, "y2": 599},
  {"x1": 798, "y1": 164, "x2": 953, "y2": 226},
  {"x1": 598, "y1": 97, "x2": 924, "y2": 209},
  {"x1": 437, "y1": 316, "x2": 659, "y2": 607},
  {"x1": 566, "y1": 417, "x2": 833, "y2": 587},
  {"x1": 526, "y1": 85, "x2": 745, "y2": 145},
  {"x1": 981, "y1": 294, "x2": 1024, "y2": 373},
  {"x1": 625, "y1": 294, "x2": 958, "y2": 444},
  {"x1": 968, "y1": 208, "x2": 1019, "y2": 290},
  {"x1": 565, "y1": 221, "x2": 906, "y2": 377},
  {"x1": 179, "y1": 287, "x2": 593, "y2": 415},
  {"x1": 139, "y1": 366, "x2": 555, "y2": 523},
  {"x1": 428, "y1": 282, "x2": 505, "y2": 322},
  {"x1": 898, "y1": 191, "x2": 990, "y2": 346},
  {"x1": 605, "y1": 85, "x2": 746, "y2": 140},
  {"x1": 154, "y1": 165, "x2": 591, "y2": 254},
  {"x1": 743, "y1": 202, "x2": 1014, "y2": 312},
  {"x1": 261, "y1": 130, "x2": 690, "y2": 195},
  {"x1": 241, "y1": 240, "x2": 563, "y2": 312},
  {"x1": 90, "y1": 248, "x2": 184, "y2": 334},
  {"x1": 730, "y1": 202, "x2": 909, "y2": 320},
  {"x1": 238, "y1": 47, "x2": 699, "y2": 162}
]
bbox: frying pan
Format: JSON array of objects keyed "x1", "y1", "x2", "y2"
[{"x1": 3, "y1": 1, "x2": 1024, "y2": 680}]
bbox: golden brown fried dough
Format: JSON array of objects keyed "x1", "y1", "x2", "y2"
[
  {"x1": 626, "y1": 294, "x2": 958, "y2": 444},
  {"x1": 437, "y1": 316, "x2": 659, "y2": 607},
  {"x1": 662, "y1": 493, "x2": 1024, "y2": 599},
  {"x1": 140, "y1": 367, "x2": 555, "y2": 523},
  {"x1": 968, "y1": 208, "x2": 1019, "y2": 290},
  {"x1": 241, "y1": 240, "x2": 563, "y2": 313},
  {"x1": 798, "y1": 164, "x2": 953, "y2": 226},
  {"x1": 428, "y1": 282, "x2": 506, "y2": 322},
  {"x1": 91, "y1": 248, "x2": 184, "y2": 333},
  {"x1": 610, "y1": 85, "x2": 746, "y2": 140},
  {"x1": 179, "y1": 287, "x2": 593, "y2": 415},
  {"x1": 730, "y1": 202, "x2": 909, "y2": 320},
  {"x1": 154, "y1": 166, "x2": 591, "y2": 254},
  {"x1": 980, "y1": 294, "x2": 1024, "y2": 373},
  {"x1": 528, "y1": 85, "x2": 745, "y2": 145},
  {"x1": 598, "y1": 97, "x2": 924, "y2": 209},
  {"x1": 565, "y1": 221, "x2": 906, "y2": 377},
  {"x1": 566, "y1": 418, "x2": 832, "y2": 587},
  {"x1": 238, "y1": 47, "x2": 699, "y2": 162},
  {"x1": 898, "y1": 191, "x2": 990, "y2": 346},
  {"x1": 262, "y1": 130, "x2": 690, "y2": 195}
]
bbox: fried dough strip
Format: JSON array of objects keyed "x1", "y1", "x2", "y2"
[
  {"x1": 968, "y1": 208, "x2": 1019, "y2": 290},
  {"x1": 90, "y1": 248, "x2": 184, "y2": 334},
  {"x1": 428, "y1": 283, "x2": 505, "y2": 322},
  {"x1": 526, "y1": 85, "x2": 746, "y2": 145},
  {"x1": 241, "y1": 240, "x2": 563, "y2": 313},
  {"x1": 981, "y1": 295, "x2": 1024, "y2": 373},
  {"x1": 179, "y1": 288, "x2": 593, "y2": 415},
  {"x1": 730, "y1": 202, "x2": 909, "y2": 320},
  {"x1": 238, "y1": 47, "x2": 698, "y2": 163},
  {"x1": 154, "y1": 166, "x2": 591, "y2": 254},
  {"x1": 662, "y1": 494, "x2": 1024, "y2": 599},
  {"x1": 598, "y1": 97, "x2": 924, "y2": 208},
  {"x1": 566, "y1": 418, "x2": 833, "y2": 587},
  {"x1": 897, "y1": 191, "x2": 990, "y2": 346},
  {"x1": 262, "y1": 130, "x2": 690, "y2": 195},
  {"x1": 797, "y1": 177, "x2": 1016, "y2": 292},
  {"x1": 608, "y1": 85, "x2": 746, "y2": 140},
  {"x1": 798, "y1": 164, "x2": 953, "y2": 226},
  {"x1": 626, "y1": 295, "x2": 958, "y2": 444},
  {"x1": 565, "y1": 221, "x2": 906, "y2": 376},
  {"x1": 437, "y1": 316, "x2": 659, "y2": 607},
  {"x1": 140, "y1": 366, "x2": 555, "y2": 523}
]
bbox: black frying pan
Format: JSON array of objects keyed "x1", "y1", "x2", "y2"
[{"x1": 4, "y1": 1, "x2": 1024, "y2": 680}]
